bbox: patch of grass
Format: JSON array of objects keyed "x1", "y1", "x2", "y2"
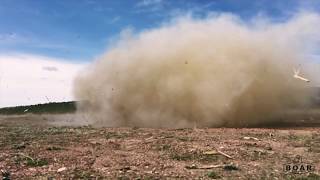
[
  {"x1": 12, "y1": 143, "x2": 26, "y2": 149},
  {"x1": 200, "y1": 154, "x2": 220, "y2": 163},
  {"x1": 105, "y1": 132, "x2": 129, "y2": 139},
  {"x1": 26, "y1": 158, "x2": 48, "y2": 167},
  {"x1": 308, "y1": 147, "x2": 320, "y2": 153},
  {"x1": 170, "y1": 151, "x2": 219, "y2": 162},
  {"x1": 156, "y1": 144, "x2": 171, "y2": 151},
  {"x1": 46, "y1": 146, "x2": 63, "y2": 151},
  {"x1": 207, "y1": 171, "x2": 221, "y2": 179},
  {"x1": 161, "y1": 134, "x2": 175, "y2": 139},
  {"x1": 288, "y1": 134, "x2": 309, "y2": 141},
  {"x1": 14, "y1": 154, "x2": 48, "y2": 167},
  {"x1": 71, "y1": 168, "x2": 102, "y2": 179},
  {"x1": 0, "y1": 101, "x2": 76, "y2": 115},
  {"x1": 296, "y1": 173, "x2": 320, "y2": 180},
  {"x1": 170, "y1": 152, "x2": 194, "y2": 161},
  {"x1": 44, "y1": 127, "x2": 77, "y2": 135},
  {"x1": 285, "y1": 173, "x2": 320, "y2": 180},
  {"x1": 251, "y1": 149, "x2": 268, "y2": 161},
  {"x1": 117, "y1": 176, "x2": 130, "y2": 180},
  {"x1": 223, "y1": 164, "x2": 239, "y2": 171},
  {"x1": 174, "y1": 128, "x2": 191, "y2": 131},
  {"x1": 306, "y1": 135, "x2": 320, "y2": 153},
  {"x1": 177, "y1": 137, "x2": 193, "y2": 142}
]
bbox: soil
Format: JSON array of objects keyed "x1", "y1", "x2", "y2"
[{"x1": 0, "y1": 114, "x2": 319, "y2": 179}]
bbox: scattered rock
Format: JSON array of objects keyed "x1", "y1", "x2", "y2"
[
  {"x1": 243, "y1": 137, "x2": 260, "y2": 141},
  {"x1": 57, "y1": 167, "x2": 67, "y2": 173},
  {"x1": 185, "y1": 164, "x2": 198, "y2": 169}
]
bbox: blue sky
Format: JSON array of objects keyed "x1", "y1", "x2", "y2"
[
  {"x1": 1, "y1": 0, "x2": 320, "y2": 107},
  {"x1": 0, "y1": 0, "x2": 320, "y2": 62}
]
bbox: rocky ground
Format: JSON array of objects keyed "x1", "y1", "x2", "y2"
[{"x1": 0, "y1": 114, "x2": 319, "y2": 179}]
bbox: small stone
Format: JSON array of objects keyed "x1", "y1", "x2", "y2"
[
  {"x1": 57, "y1": 167, "x2": 67, "y2": 173},
  {"x1": 28, "y1": 168, "x2": 36, "y2": 171},
  {"x1": 203, "y1": 150, "x2": 218, "y2": 155}
]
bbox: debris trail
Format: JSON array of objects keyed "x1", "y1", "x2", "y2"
[
  {"x1": 74, "y1": 13, "x2": 320, "y2": 128},
  {"x1": 293, "y1": 68, "x2": 310, "y2": 82}
]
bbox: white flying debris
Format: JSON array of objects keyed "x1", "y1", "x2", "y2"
[
  {"x1": 24, "y1": 109, "x2": 29, "y2": 112},
  {"x1": 293, "y1": 68, "x2": 310, "y2": 82}
]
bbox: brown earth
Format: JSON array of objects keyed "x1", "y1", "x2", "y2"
[{"x1": 0, "y1": 114, "x2": 319, "y2": 179}]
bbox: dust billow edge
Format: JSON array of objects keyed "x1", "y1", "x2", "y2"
[{"x1": 73, "y1": 13, "x2": 320, "y2": 128}]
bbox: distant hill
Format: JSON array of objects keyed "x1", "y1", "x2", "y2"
[{"x1": 0, "y1": 101, "x2": 76, "y2": 115}]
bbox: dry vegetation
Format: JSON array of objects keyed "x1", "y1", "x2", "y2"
[{"x1": 0, "y1": 114, "x2": 319, "y2": 179}]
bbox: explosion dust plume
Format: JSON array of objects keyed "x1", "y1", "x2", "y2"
[{"x1": 74, "y1": 13, "x2": 320, "y2": 128}]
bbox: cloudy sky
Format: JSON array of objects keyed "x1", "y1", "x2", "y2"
[{"x1": 0, "y1": 0, "x2": 320, "y2": 107}]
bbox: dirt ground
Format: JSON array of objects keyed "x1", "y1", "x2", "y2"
[{"x1": 0, "y1": 114, "x2": 319, "y2": 179}]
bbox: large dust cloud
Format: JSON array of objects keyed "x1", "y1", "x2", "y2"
[{"x1": 74, "y1": 13, "x2": 320, "y2": 128}]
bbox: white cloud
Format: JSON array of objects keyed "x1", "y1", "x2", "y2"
[
  {"x1": 0, "y1": 54, "x2": 86, "y2": 107},
  {"x1": 135, "y1": 0, "x2": 164, "y2": 13},
  {"x1": 137, "y1": 0, "x2": 163, "y2": 7},
  {"x1": 109, "y1": 16, "x2": 121, "y2": 24}
]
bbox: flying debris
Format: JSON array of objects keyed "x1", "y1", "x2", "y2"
[
  {"x1": 45, "y1": 96, "x2": 51, "y2": 103},
  {"x1": 293, "y1": 68, "x2": 310, "y2": 82}
]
